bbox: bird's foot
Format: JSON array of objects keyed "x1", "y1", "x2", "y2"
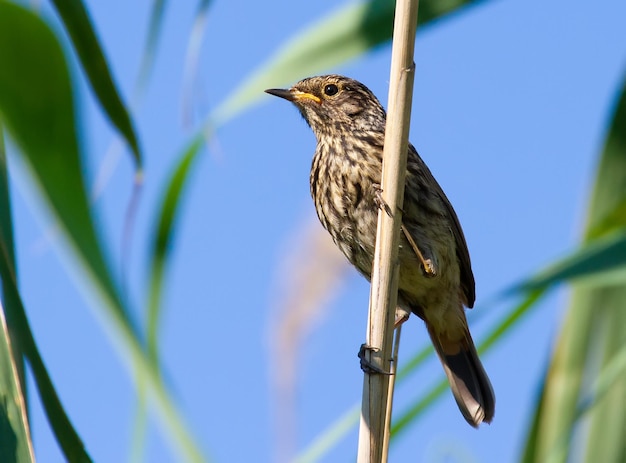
[
  {"x1": 358, "y1": 344, "x2": 392, "y2": 375},
  {"x1": 372, "y1": 184, "x2": 393, "y2": 218}
]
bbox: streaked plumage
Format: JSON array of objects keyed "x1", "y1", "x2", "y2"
[{"x1": 266, "y1": 75, "x2": 495, "y2": 426}]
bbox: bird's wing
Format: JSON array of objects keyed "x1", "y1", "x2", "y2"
[{"x1": 406, "y1": 144, "x2": 476, "y2": 308}]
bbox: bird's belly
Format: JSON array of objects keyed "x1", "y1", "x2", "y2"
[
  {"x1": 323, "y1": 194, "x2": 458, "y2": 303},
  {"x1": 329, "y1": 197, "x2": 379, "y2": 277}
]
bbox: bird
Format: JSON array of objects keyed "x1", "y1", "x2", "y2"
[{"x1": 265, "y1": 75, "x2": 495, "y2": 427}]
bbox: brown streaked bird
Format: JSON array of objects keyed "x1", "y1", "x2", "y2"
[{"x1": 265, "y1": 75, "x2": 495, "y2": 427}]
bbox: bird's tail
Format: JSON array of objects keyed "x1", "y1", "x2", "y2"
[{"x1": 426, "y1": 320, "x2": 495, "y2": 427}]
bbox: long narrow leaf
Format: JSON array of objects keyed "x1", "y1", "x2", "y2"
[
  {"x1": 181, "y1": 0, "x2": 213, "y2": 124},
  {"x1": 136, "y1": 0, "x2": 167, "y2": 91},
  {"x1": 0, "y1": 125, "x2": 25, "y2": 395},
  {"x1": 129, "y1": 134, "x2": 205, "y2": 463},
  {"x1": 147, "y1": 134, "x2": 204, "y2": 365},
  {"x1": 509, "y1": 229, "x2": 626, "y2": 293},
  {"x1": 0, "y1": 300, "x2": 35, "y2": 463},
  {"x1": 211, "y1": 0, "x2": 486, "y2": 126},
  {"x1": 49, "y1": 0, "x2": 142, "y2": 168},
  {"x1": 544, "y1": 342, "x2": 626, "y2": 463},
  {"x1": 0, "y1": 249, "x2": 92, "y2": 462},
  {"x1": 0, "y1": 128, "x2": 35, "y2": 463},
  {"x1": 0, "y1": 0, "x2": 137, "y2": 354},
  {"x1": 0, "y1": 129, "x2": 15, "y2": 273},
  {"x1": 580, "y1": 287, "x2": 626, "y2": 463}
]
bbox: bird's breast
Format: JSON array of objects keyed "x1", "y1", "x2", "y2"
[{"x1": 310, "y1": 140, "x2": 380, "y2": 276}]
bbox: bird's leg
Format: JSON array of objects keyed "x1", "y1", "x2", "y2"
[
  {"x1": 373, "y1": 184, "x2": 435, "y2": 278},
  {"x1": 401, "y1": 225, "x2": 437, "y2": 277},
  {"x1": 372, "y1": 183, "x2": 393, "y2": 218},
  {"x1": 358, "y1": 309, "x2": 409, "y2": 375},
  {"x1": 394, "y1": 306, "x2": 411, "y2": 328}
]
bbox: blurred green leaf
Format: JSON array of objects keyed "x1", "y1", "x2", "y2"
[
  {"x1": 129, "y1": 134, "x2": 205, "y2": 462},
  {"x1": 49, "y1": 0, "x2": 142, "y2": 169},
  {"x1": 538, "y1": 339, "x2": 626, "y2": 463},
  {"x1": 0, "y1": 250, "x2": 92, "y2": 462},
  {"x1": 587, "y1": 197, "x2": 626, "y2": 240},
  {"x1": 0, "y1": 130, "x2": 35, "y2": 463},
  {"x1": 211, "y1": 0, "x2": 485, "y2": 126},
  {"x1": 293, "y1": 406, "x2": 360, "y2": 463},
  {"x1": 0, "y1": 126, "x2": 24, "y2": 393},
  {"x1": 0, "y1": 0, "x2": 133, "y2": 341},
  {"x1": 511, "y1": 229, "x2": 626, "y2": 293},
  {"x1": 181, "y1": 0, "x2": 213, "y2": 122},
  {"x1": 580, "y1": 338, "x2": 626, "y2": 463},
  {"x1": 147, "y1": 134, "x2": 204, "y2": 365},
  {"x1": 130, "y1": 127, "x2": 204, "y2": 463},
  {"x1": 0, "y1": 4, "x2": 207, "y2": 461},
  {"x1": 0, "y1": 129, "x2": 15, "y2": 274},
  {"x1": 136, "y1": 0, "x2": 167, "y2": 90},
  {"x1": 521, "y1": 74, "x2": 626, "y2": 463},
  {"x1": 0, "y1": 302, "x2": 35, "y2": 463}
]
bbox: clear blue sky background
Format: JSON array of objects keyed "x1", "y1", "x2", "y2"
[{"x1": 8, "y1": 0, "x2": 626, "y2": 462}]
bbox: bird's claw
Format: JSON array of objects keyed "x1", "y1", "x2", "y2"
[
  {"x1": 422, "y1": 258, "x2": 437, "y2": 277},
  {"x1": 373, "y1": 184, "x2": 393, "y2": 218},
  {"x1": 358, "y1": 343, "x2": 392, "y2": 375},
  {"x1": 401, "y1": 225, "x2": 438, "y2": 278},
  {"x1": 394, "y1": 307, "x2": 411, "y2": 328}
]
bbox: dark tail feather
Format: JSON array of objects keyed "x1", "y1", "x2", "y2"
[{"x1": 427, "y1": 324, "x2": 495, "y2": 427}]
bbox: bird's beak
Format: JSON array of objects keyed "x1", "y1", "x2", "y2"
[{"x1": 265, "y1": 88, "x2": 321, "y2": 104}]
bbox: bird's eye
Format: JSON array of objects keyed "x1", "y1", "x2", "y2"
[{"x1": 324, "y1": 84, "x2": 339, "y2": 96}]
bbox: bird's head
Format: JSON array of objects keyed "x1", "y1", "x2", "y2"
[{"x1": 265, "y1": 75, "x2": 386, "y2": 138}]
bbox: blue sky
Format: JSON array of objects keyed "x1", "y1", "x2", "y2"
[{"x1": 8, "y1": 0, "x2": 626, "y2": 462}]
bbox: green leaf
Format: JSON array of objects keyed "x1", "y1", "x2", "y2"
[
  {"x1": 49, "y1": 0, "x2": 142, "y2": 168},
  {"x1": 211, "y1": 0, "x2": 486, "y2": 126},
  {"x1": 3, "y1": 123, "x2": 91, "y2": 460},
  {"x1": 540, "y1": 340, "x2": 626, "y2": 463},
  {"x1": 0, "y1": 301, "x2": 35, "y2": 463},
  {"x1": 521, "y1": 73, "x2": 626, "y2": 463},
  {"x1": 0, "y1": 252, "x2": 92, "y2": 463},
  {"x1": 0, "y1": 129, "x2": 15, "y2": 274},
  {"x1": 510, "y1": 229, "x2": 626, "y2": 293},
  {"x1": 0, "y1": 128, "x2": 35, "y2": 463},
  {"x1": 292, "y1": 406, "x2": 360, "y2": 463},
  {"x1": 136, "y1": 0, "x2": 167, "y2": 91},
  {"x1": 181, "y1": 0, "x2": 214, "y2": 121},
  {"x1": 0, "y1": 125, "x2": 25, "y2": 396},
  {"x1": 147, "y1": 134, "x2": 204, "y2": 365},
  {"x1": 129, "y1": 133, "x2": 205, "y2": 461},
  {"x1": 0, "y1": 0, "x2": 131, "y2": 339}
]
